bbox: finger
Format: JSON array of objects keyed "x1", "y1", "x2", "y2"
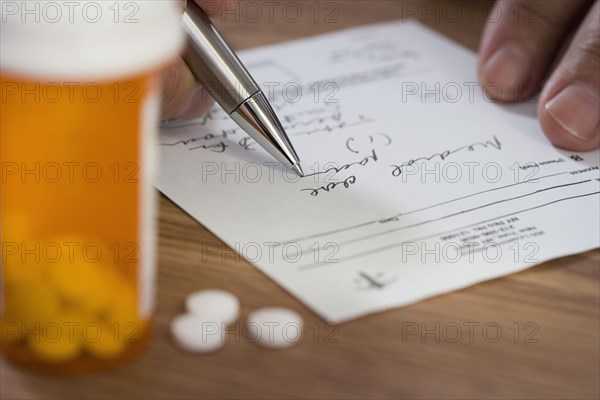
[
  {"x1": 478, "y1": 0, "x2": 589, "y2": 102},
  {"x1": 160, "y1": 58, "x2": 214, "y2": 120},
  {"x1": 160, "y1": 1, "x2": 236, "y2": 120},
  {"x1": 537, "y1": 1, "x2": 600, "y2": 151}
]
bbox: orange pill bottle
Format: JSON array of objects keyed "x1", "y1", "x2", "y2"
[{"x1": 0, "y1": 1, "x2": 183, "y2": 373}]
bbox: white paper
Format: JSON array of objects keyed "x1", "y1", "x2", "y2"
[{"x1": 156, "y1": 21, "x2": 600, "y2": 322}]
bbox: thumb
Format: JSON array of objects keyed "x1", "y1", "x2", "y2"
[
  {"x1": 160, "y1": 0, "x2": 238, "y2": 121},
  {"x1": 538, "y1": 1, "x2": 600, "y2": 151},
  {"x1": 160, "y1": 58, "x2": 214, "y2": 121}
]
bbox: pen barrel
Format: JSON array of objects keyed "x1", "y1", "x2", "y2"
[{"x1": 182, "y1": 1, "x2": 260, "y2": 114}]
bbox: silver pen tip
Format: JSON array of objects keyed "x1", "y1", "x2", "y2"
[{"x1": 292, "y1": 163, "x2": 304, "y2": 177}]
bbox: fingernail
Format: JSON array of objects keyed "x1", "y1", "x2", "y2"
[
  {"x1": 545, "y1": 83, "x2": 600, "y2": 141},
  {"x1": 482, "y1": 44, "x2": 530, "y2": 101}
]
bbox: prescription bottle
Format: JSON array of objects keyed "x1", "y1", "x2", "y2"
[{"x1": 0, "y1": 1, "x2": 183, "y2": 373}]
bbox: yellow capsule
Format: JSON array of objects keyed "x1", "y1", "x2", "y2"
[
  {"x1": 2, "y1": 255, "x2": 45, "y2": 290},
  {"x1": 28, "y1": 333, "x2": 81, "y2": 363},
  {"x1": 2, "y1": 213, "x2": 37, "y2": 288},
  {"x1": 26, "y1": 315, "x2": 82, "y2": 363},
  {"x1": 84, "y1": 323, "x2": 126, "y2": 360},
  {"x1": 78, "y1": 265, "x2": 122, "y2": 315},
  {"x1": 105, "y1": 282, "x2": 142, "y2": 343},
  {"x1": 3, "y1": 275, "x2": 61, "y2": 329},
  {"x1": 55, "y1": 311, "x2": 90, "y2": 344},
  {"x1": 46, "y1": 238, "x2": 116, "y2": 314}
]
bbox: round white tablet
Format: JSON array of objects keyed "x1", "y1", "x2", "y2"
[
  {"x1": 246, "y1": 307, "x2": 303, "y2": 349},
  {"x1": 185, "y1": 289, "x2": 240, "y2": 325},
  {"x1": 170, "y1": 314, "x2": 225, "y2": 354}
]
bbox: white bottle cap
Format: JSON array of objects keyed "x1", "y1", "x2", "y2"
[{"x1": 0, "y1": 0, "x2": 184, "y2": 80}]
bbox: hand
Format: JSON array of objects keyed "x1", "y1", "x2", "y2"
[
  {"x1": 160, "y1": 0, "x2": 235, "y2": 121},
  {"x1": 478, "y1": 0, "x2": 599, "y2": 151}
]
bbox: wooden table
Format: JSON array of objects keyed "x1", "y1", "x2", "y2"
[{"x1": 2, "y1": 1, "x2": 599, "y2": 398}]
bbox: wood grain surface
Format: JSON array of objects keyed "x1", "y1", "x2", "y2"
[{"x1": 2, "y1": 1, "x2": 599, "y2": 399}]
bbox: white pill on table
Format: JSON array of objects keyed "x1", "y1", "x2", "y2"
[
  {"x1": 185, "y1": 289, "x2": 240, "y2": 325},
  {"x1": 246, "y1": 307, "x2": 303, "y2": 349},
  {"x1": 170, "y1": 314, "x2": 225, "y2": 354}
]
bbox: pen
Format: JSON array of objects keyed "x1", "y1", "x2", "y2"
[{"x1": 181, "y1": 0, "x2": 304, "y2": 177}]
